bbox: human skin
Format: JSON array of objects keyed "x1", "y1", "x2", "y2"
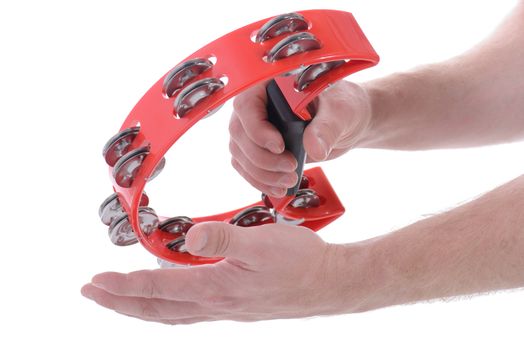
[{"x1": 82, "y1": 2, "x2": 524, "y2": 324}]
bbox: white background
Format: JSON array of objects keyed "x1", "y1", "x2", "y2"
[{"x1": 1, "y1": 0, "x2": 523, "y2": 349}]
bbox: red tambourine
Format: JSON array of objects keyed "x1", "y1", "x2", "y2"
[{"x1": 98, "y1": 10, "x2": 379, "y2": 265}]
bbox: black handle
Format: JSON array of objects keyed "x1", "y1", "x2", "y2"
[{"x1": 266, "y1": 79, "x2": 309, "y2": 196}]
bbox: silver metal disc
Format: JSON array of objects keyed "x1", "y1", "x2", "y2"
[
  {"x1": 99, "y1": 193, "x2": 122, "y2": 226},
  {"x1": 266, "y1": 32, "x2": 321, "y2": 63},
  {"x1": 99, "y1": 192, "x2": 150, "y2": 226},
  {"x1": 148, "y1": 157, "x2": 166, "y2": 182},
  {"x1": 108, "y1": 214, "x2": 138, "y2": 246},
  {"x1": 295, "y1": 60, "x2": 345, "y2": 91},
  {"x1": 230, "y1": 205, "x2": 275, "y2": 227},
  {"x1": 255, "y1": 12, "x2": 308, "y2": 43},
  {"x1": 159, "y1": 216, "x2": 194, "y2": 235},
  {"x1": 163, "y1": 58, "x2": 213, "y2": 98},
  {"x1": 174, "y1": 78, "x2": 225, "y2": 118},
  {"x1": 102, "y1": 126, "x2": 140, "y2": 167},
  {"x1": 138, "y1": 207, "x2": 159, "y2": 235},
  {"x1": 166, "y1": 236, "x2": 188, "y2": 253},
  {"x1": 289, "y1": 188, "x2": 320, "y2": 209},
  {"x1": 112, "y1": 146, "x2": 149, "y2": 188}
]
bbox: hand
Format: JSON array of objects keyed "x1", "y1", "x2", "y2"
[
  {"x1": 81, "y1": 222, "x2": 346, "y2": 325},
  {"x1": 229, "y1": 80, "x2": 372, "y2": 197}
]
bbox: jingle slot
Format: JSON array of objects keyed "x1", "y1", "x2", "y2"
[
  {"x1": 229, "y1": 206, "x2": 275, "y2": 227},
  {"x1": 295, "y1": 60, "x2": 345, "y2": 91},
  {"x1": 162, "y1": 58, "x2": 214, "y2": 98},
  {"x1": 174, "y1": 77, "x2": 225, "y2": 118},
  {"x1": 102, "y1": 126, "x2": 140, "y2": 167},
  {"x1": 99, "y1": 192, "x2": 150, "y2": 226},
  {"x1": 265, "y1": 32, "x2": 321, "y2": 63},
  {"x1": 255, "y1": 13, "x2": 309, "y2": 43},
  {"x1": 289, "y1": 188, "x2": 321, "y2": 209},
  {"x1": 112, "y1": 146, "x2": 150, "y2": 188},
  {"x1": 159, "y1": 216, "x2": 194, "y2": 235}
]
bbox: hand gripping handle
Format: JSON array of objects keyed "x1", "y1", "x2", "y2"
[{"x1": 266, "y1": 79, "x2": 309, "y2": 196}]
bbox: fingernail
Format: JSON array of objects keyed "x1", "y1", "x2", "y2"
[
  {"x1": 266, "y1": 141, "x2": 282, "y2": 154},
  {"x1": 278, "y1": 159, "x2": 296, "y2": 171},
  {"x1": 190, "y1": 231, "x2": 208, "y2": 252},
  {"x1": 279, "y1": 174, "x2": 297, "y2": 187},
  {"x1": 270, "y1": 187, "x2": 286, "y2": 197}
]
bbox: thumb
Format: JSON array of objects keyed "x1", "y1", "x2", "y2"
[
  {"x1": 303, "y1": 99, "x2": 344, "y2": 162},
  {"x1": 185, "y1": 221, "x2": 257, "y2": 261}
]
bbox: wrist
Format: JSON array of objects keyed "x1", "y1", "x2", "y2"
[
  {"x1": 325, "y1": 238, "x2": 397, "y2": 314},
  {"x1": 356, "y1": 79, "x2": 389, "y2": 148}
]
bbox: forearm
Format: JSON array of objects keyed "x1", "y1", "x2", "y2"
[
  {"x1": 334, "y1": 174, "x2": 524, "y2": 312},
  {"x1": 359, "y1": 1, "x2": 524, "y2": 150}
]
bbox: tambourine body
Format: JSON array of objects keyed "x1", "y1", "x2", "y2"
[{"x1": 99, "y1": 10, "x2": 379, "y2": 265}]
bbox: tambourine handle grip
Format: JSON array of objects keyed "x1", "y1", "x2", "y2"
[{"x1": 266, "y1": 79, "x2": 310, "y2": 196}]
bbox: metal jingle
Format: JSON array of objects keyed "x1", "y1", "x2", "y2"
[
  {"x1": 138, "y1": 206, "x2": 159, "y2": 235},
  {"x1": 230, "y1": 205, "x2": 275, "y2": 227},
  {"x1": 99, "y1": 192, "x2": 150, "y2": 226},
  {"x1": 174, "y1": 77, "x2": 225, "y2": 118},
  {"x1": 166, "y1": 236, "x2": 188, "y2": 253},
  {"x1": 102, "y1": 126, "x2": 140, "y2": 167},
  {"x1": 299, "y1": 175, "x2": 310, "y2": 189},
  {"x1": 261, "y1": 193, "x2": 273, "y2": 209},
  {"x1": 295, "y1": 60, "x2": 345, "y2": 91},
  {"x1": 157, "y1": 258, "x2": 189, "y2": 269},
  {"x1": 255, "y1": 12, "x2": 308, "y2": 43},
  {"x1": 159, "y1": 216, "x2": 194, "y2": 235},
  {"x1": 148, "y1": 157, "x2": 166, "y2": 182},
  {"x1": 275, "y1": 212, "x2": 305, "y2": 226},
  {"x1": 289, "y1": 188, "x2": 321, "y2": 209},
  {"x1": 108, "y1": 213, "x2": 138, "y2": 246},
  {"x1": 266, "y1": 32, "x2": 321, "y2": 63},
  {"x1": 112, "y1": 146, "x2": 149, "y2": 188},
  {"x1": 163, "y1": 58, "x2": 214, "y2": 98}
]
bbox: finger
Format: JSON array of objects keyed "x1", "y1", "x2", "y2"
[
  {"x1": 303, "y1": 91, "x2": 348, "y2": 161},
  {"x1": 229, "y1": 140, "x2": 298, "y2": 188},
  {"x1": 81, "y1": 283, "x2": 215, "y2": 320},
  {"x1": 231, "y1": 85, "x2": 284, "y2": 154},
  {"x1": 230, "y1": 117, "x2": 297, "y2": 172},
  {"x1": 229, "y1": 116, "x2": 296, "y2": 172},
  {"x1": 230, "y1": 158, "x2": 287, "y2": 197},
  {"x1": 89, "y1": 267, "x2": 216, "y2": 302},
  {"x1": 185, "y1": 221, "x2": 266, "y2": 262}
]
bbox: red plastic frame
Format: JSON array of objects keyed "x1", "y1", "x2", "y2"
[{"x1": 106, "y1": 9, "x2": 379, "y2": 265}]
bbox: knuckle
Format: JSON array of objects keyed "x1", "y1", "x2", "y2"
[
  {"x1": 228, "y1": 116, "x2": 242, "y2": 136},
  {"x1": 214, "y1": 224, "x2": 232, "y2": 256}
]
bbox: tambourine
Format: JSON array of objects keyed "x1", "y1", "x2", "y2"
[{"x1": 98, "y1": 10, "x2": 379, "y2": 265}]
